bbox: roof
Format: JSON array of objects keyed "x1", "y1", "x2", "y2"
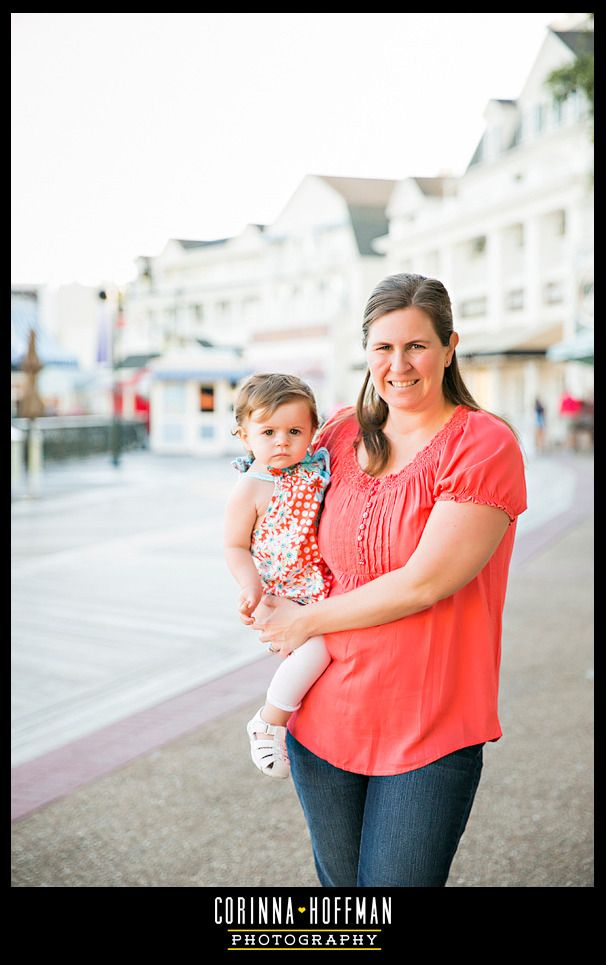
[
  {"x1": 11, "y1": 294, "x2": 79, "y2": 369},
  {"x1": 346, "y1": 206, "x2": 389, "y2": 256},
  {"x1": 318, "y1": 175, "x2": 396, "y2": 256},
  {"x1": 412, "y1": 176, "x2": 457, "y2": 197},
  {"x1": 318, "y1": 175, "x2": 395, "y2": 207},
  {"x1": 173, "y1": 225, "x2": 266, "y2": 251},
  {"x1": 547, "y1": 330, "x2": 594, "y2": 364},
  {"x1": 148, "y1": 344, "x2": 251, "y2": 382},
  {"x1": 457, "y1": 322, "x2": 564, "y2": 358},
  {"x1": 174, "y1": 238, "x2": 230, "y2": 250},
  {"x1": 116, "y1": 353, "x2": 161, "y2": 370},
  {"x1": 551, "y1": 29, "x2": 594, "y2": 57}
]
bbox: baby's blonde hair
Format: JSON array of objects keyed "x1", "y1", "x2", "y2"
[{"x1": 233, "y1": 373, "x2": 319, "y2": 437}]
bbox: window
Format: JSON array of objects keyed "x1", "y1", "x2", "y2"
[
  {"x1": 510, "y1": 124, "x2": 522, "y2": 149},
  {"x1": 200, "y1": 425, "x2": 215, "y2": 439},
  {"x1": 470, "y1": 236, "x2": 486, "y2": 257},
  {"x1": 163, "y1": 424, "x2": 184, "y2": 443},
  {"x1": 534, "y1": 104, "x2": 545, "y2": 135},
  {"x1": 165, "y1": 383, "x2": 187, "y2": 414},
  {"x1": 544, "y1": 281, "x2": 564, "y2": 305},
  {"x1": 505, "y1": 289, "x2": 524, "y2": 311},
  {"x1": 199, "y1": 384, "x2": 215, "y2": 412},
  {"x1": 459, "y1": 297, "x2": 487, "y2": 318}
]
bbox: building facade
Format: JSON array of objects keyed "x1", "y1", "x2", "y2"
[
  {"x1": 379, "y1": 19, "x2": 594, "y2": 451},
  {"x1": 124, "y1": 175, "x2": 395, "y2": 448}
]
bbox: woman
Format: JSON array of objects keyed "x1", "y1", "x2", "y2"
[{"x1": 247, "y1": 273, "x2": 527, "y2": 888}]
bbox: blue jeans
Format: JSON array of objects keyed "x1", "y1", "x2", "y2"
[{"x1": 286, "y1": 731, "x2": 484, "y2": 887}]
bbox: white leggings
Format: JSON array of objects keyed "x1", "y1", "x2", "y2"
[{"x1": 266, "y1": 636, "x2": 331, "y2": 713}]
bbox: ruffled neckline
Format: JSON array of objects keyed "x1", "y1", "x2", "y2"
[
  {"x1": 344, "y1": 405, "x2": 469, "y2": 490},
  {"x1": 232, "y1": 446, "x2": 329, "y2": 479}
]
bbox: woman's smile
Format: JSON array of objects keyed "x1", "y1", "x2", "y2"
[{"x1": 388, "y1": 378, "x2": 420, "y2": 388}]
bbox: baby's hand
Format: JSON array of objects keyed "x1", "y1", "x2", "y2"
[{"x1": 238, "y1": 584, "x2": 263, "y2": 624}]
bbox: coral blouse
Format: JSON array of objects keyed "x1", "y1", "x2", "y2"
[{"x1": 288, "y1": 405, "x2": 527, "y2": 775}]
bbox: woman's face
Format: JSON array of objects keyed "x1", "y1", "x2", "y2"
[{"x1": 366, "y1": 307, "x2": 458, "y2": 414}]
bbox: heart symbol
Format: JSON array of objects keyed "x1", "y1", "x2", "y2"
[{"x1": 298, "y1": 906, "x2": 306, "y2": 913}]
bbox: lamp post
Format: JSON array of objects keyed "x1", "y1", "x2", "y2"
[
  {"x1": 110, "y1": 290, "x2": 124, "y2": 466},
  {"x1": 20, "y1": 329, "x2": 45, "y2": 497},
  {"x1": 98, "y1": 288, "x2": 122, "y2": 467}
]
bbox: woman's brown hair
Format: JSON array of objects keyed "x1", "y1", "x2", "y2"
[{"x1": 356, "y1": 272, "x2": 515, "y2": 476}]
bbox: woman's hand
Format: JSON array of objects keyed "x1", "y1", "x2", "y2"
[{"x1": 251, "y1": 595, "x2": 312, "y2": 658}]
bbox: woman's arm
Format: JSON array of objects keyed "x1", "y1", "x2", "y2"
[{"x1": 254, "y1": 500, "x2": 511, "y2": 653}]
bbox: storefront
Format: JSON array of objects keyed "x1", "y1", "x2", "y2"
[{"x1": 148, "y1": 345, "x2": 251, "y2": 455}]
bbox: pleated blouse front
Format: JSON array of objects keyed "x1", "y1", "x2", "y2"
[{"x1": 287, "y1": 405, "x2": 527, "y2": 775}]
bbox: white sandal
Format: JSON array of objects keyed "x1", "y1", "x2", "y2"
[{"x1": 246, "y1": 707, "x2": 290, "y2": 779}]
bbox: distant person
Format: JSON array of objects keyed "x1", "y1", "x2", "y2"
[
  {"x1": 572, "y1": 395, "x2": 594, "y2": 450},
  {"x1": 244, "y1": 273, "x2": 527, "y2": 887},
  {"x1": 224, "y1": 373, "x2": 332, "y2": 779},
  {"x1": 559, "y1": 391, "x2": 583, "y2": 450},
  {"x1": 534, "y1": 397, "x2": 546, "y2": 453}
]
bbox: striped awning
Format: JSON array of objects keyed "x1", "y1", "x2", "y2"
[{"x1": 11, "y1": 295, "x2": 79, "y2": 368}]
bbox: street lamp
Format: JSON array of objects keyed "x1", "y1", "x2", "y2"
[
  {"x1": 98, "y1": 288, "x2": 122, "y2": 467},
  {"x1": 111, "y1": 290, "x2": 124, "y2": 466},
  {"x1": 20, "y1": 328, "x2": 45, "y2": 496}
]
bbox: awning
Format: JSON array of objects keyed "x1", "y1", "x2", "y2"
[
  {"x1": 11, "y1": 295, "x2": 79, "y2": 368},
  {"x1": 546, "y1": 331, "x2": 594, "y2": 364},
  {"x1": 457, "y1": 323, "x2": 564, "y2": 358},
  {"x1": 151, "y1": 368, "x2": 253, "y2": 381}
]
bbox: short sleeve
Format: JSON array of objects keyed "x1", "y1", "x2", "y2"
[
  {"x1": 314, "y1": 407, "x2": 355, "y2": 452},
  {"x1": 433, "y1": 410, "x2": 527, "y2": 523}
]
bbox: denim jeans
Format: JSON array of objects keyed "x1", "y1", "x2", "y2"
[{"x1": 286, "y1": 731, "x2": 484, "y2": 887}]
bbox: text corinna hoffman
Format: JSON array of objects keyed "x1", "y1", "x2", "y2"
[{"x1": 214, "y1": 895, "x2": 392, "y2": 926}]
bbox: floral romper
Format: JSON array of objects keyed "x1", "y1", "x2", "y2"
[{"x1": 232, "y1": 448, "x2": 332, "y2": 604}]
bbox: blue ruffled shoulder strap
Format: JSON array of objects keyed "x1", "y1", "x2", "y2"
[
  {"x1": 231, "y1": 447, "x2": 330, "y2": 486},
  {"x1": 231, "y1": 454, "x2": 274, "y2": 482},
  {"x1": 302, "y1": 446, "x2": 331, "y2": 485}
]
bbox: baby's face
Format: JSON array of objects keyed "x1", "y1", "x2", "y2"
[{"x1": 240, "y1": 400, "x2": 315, "y2": 468}]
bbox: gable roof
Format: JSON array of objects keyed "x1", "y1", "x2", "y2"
[
  {"x1": 552, "y1": 29, "x2": 594, "y2": 57},
  {"x1": 174, "y1": 238, "x2": 230, "y2": 250},
  {"x1": 317, "y1": 175, "x2": 396, "y2": 256},
  {"x1": 318, "y1": 175, "x2": 395, "y2": 207},
  {"x1": 412, "y1": 176, "x2": 457, "y2": 197}
]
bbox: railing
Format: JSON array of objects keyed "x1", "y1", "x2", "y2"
[{"x1": 11, "y1": 416, "x2": 148, "y2": 461}]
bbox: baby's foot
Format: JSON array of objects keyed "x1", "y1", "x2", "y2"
[{"x1": 246, "y1": 707, "x2": 290, "y2": 779}]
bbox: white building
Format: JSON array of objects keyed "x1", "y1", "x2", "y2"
[
  {"x1": 125, "y1": 176, "x2": 395, "y2": 421},
  {"x1": 379, "y1": 17, "x2": 593, "y2": 450},
  {"x1": 148, "y1": 344, "x2": 251, "y2": 456},
  {"x1": 124, "y1": 228, "x2": 268, "y2": 359},
  {"x1": 249, "y1": 174, "x2": 395, "y2": 416}
]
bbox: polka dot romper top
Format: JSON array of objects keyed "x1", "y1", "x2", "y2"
[{"x1": 232, "y1": 448, "x2": 332, "y2": 605}]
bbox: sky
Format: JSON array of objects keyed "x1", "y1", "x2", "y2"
[{"x1": 12, "y1": 12, "x2": 567, "y2": 289}]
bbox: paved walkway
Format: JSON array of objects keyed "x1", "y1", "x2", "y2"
[{"x1": 11, "y1": 449, "x2": 593, "y2": 886}]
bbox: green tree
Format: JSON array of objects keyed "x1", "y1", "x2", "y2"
[{"x1": 546, "y1": 15, "x2": 594, "y2": 134}]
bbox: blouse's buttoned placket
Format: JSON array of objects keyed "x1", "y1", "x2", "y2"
[{"x1": 357, "y1": 479, "x2": 381, "y2": 568}]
